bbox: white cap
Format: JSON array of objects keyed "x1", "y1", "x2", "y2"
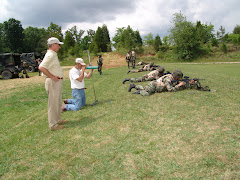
[
  {"x1": 47, "y1": 37, "x2": 64, "y2": 45},
  {"x1": 75, "y1": 58, "x2": 86, "y2": 65}
]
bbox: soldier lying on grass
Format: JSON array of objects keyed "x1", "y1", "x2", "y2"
[
  {"x1": 128, "y1": 70, "x2": 196, "y2": 96},
  {"x1": 123, "y1": 67, "x2": 171, "y2": 84}
]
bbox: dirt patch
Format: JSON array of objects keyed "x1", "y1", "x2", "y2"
[{"x1": 89, "y1": 52, "x2": 126, "y2": 69}]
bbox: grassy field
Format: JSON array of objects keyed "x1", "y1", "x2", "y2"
[{"x1": 0, "y1": 60, "x2": 240, "y2": 179}]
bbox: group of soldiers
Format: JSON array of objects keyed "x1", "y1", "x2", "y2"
[{"x1": 123, "y1": 52, "x2": 210, "y2": 96}]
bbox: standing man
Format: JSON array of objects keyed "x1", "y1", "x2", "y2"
[
  {"x1": 97, "y1": 55, "x2": 103, "y2": 75},
  {"x1": 36, "y1": 58, "x2": 42, "y2": 76},
  {"x1": 62, "y1": 58, "x2": 93, "y2": 111},
  {"x1": 125, "y1": 51, "x2": 131, "y2": 68},
  {"x1": 39, "y1": 37, "x2": 67, "y2": 131},
  {"x1": 130, "y1": 49, "x2": 136, "y2": 68}
]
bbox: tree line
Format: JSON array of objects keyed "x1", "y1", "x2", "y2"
[{"x1": 0, "y1": 12, "x2": 240, "y2": 61}]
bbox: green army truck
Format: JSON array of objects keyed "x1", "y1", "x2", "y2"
[
  {"x1": 0, "y1": 53, "x2": 22, "y2": 79},
  {"x1": 20, "y1": 52, "x2": 41, "y2": 72}
]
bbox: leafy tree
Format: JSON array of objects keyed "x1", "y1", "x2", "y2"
[
  {"x1": 112, "y1": 27, "x2": 125, "y2": 49},
  {"x1": 90, "y1": 25, "x2": 111, "y2": 53},
  {"x1": 162, "y1": 36, "x2": 170, "y2": 46},
  {"x1": 217, "y1": 26, "x2": 226, "y2": 42},
  {"x1": 195, "y1": 21, "x2": 215, "y2": 43},
  {"x1": 63, "y1": 30, "x2": 75, "y2": 55},
  {"x1": 153, "y1": 34, "x2": 162, "y2": 52},
  {"x1": 102, "y1": 24, "x2": 111, "y2": 52},
  {"x1": 47, "y1": 22, "x2": 64, "y2": 58},
  {"x1": 87, "y1": 29, "x2": 95, "y2": 42},
  {"x1": 23, "y1": 26, "x2": 47, "y2": 53},
  {"x1": 134, "y1": 30, "x2": 143, "y2": 47},
  {"x1": 143, "y1": 33, "x2": 154, "y2": 46},
  {"x1": 68, "y1": 26, "x2": 84, "y2": 45},
  {"x1": 89, "y1": 41, "x2": 99, "y2": 55},
  {"x1": 81, "y1": 35, "x2": 91, "y2": 50},
  {"x1": 3, "y1": 18, "x2": 24, "y2": 52},
  {"x1": 120, "y1": 26, "x2": 135, "y2": 49},
  {"x1": 233, "y1": 25, "x2": 240, "y2": 34},
  {"x1": 170, "y1": 12, "x2": 201, "y2": 60},
  {"x1": 0, "y1": 23, "x2": 4, "y2": 53},
  {"x1": 227, "y1": 34, "x2": 240, "y2": 45},
  {"x1": 47, "y1": 22, "x2": 63, "y2": 42},
  {"x1": 90, "y1": 26, "x2": 103, "y2": 53}
]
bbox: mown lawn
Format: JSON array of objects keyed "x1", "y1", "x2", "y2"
[{"x1": 0, "y1": 62, "x2": 239, "y2": 179}]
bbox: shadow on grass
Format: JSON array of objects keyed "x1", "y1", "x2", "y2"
[{"x1": 67, "y1": 116, "x2": 97, "y2": 128}]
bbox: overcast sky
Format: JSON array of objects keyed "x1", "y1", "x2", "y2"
[{"x1": 1, "y1": 0, "x2": 240, "y2": 40}]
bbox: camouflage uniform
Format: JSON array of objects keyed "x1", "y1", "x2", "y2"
[
  {"x1": 130, "y1": 68, "x2": 164, "y2": 83},
  {"x1": 130, "y1": 49, "x2": 136, "y2": 68},
  {"x1": 135, "y1": 74, "x2": 183, "y2": 96},
  {"x1": 125, "y1": 52, "x2": 131, "y2": 68},
  {"x1": 129, "y1": 63, "x2": 155, "y2": 73},
  {"x1": 97, "y1": 55, "x2": 103, "y2": 75},
  {"x1": 136, "y1": 61, "x2": 147, "y2": 66},
  {"x1": 20, "y1": 61, "x2": 29, "y2": 78}
]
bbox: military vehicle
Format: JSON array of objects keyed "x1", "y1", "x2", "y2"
[
  {"x1": 20, "y1": 52, "x2": 41, "y2": 72},
  {"x1": 0, "y1": 53, "x2": 22, "y2": 79}
]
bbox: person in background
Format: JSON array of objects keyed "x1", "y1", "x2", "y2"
[{"x1": 97, "y1": 55, "x2": 103, "y2": 75}]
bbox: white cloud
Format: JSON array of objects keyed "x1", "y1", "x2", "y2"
[{"x1": 1, "y1": 0, "x2": 240, "y2": 39}]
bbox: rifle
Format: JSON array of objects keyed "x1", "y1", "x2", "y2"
[{"x1": 171, "y1": 76, "x2": 205, "y2": 88}]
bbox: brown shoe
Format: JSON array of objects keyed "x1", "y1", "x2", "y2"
[
  {"x1": 61, "y1": 105, "x2": 66, "y2": 112},
  {"x1": 64, "y1": 99, "x2": 68, "y2": 104},
  {"x1": 58, "y1": 120, "x2": 69, "y2": 125},
  {"x1": 51, "y1": 125, "x2": 64, "y2": 131}
]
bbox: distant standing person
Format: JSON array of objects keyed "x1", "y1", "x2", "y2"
[
  {"x1": 97, "y1": 55, "x2": 103, "y2": 75},
  {"x1": 125, "y1": 51, "x2": 131, "y2": 68},
  {"x1": 130, "y1": 49, "x2": 136, "y2": 68},
  {"x1": 39, "y1": 37, "x2": 68, "y2": 131},
  {"x1": 36, "y1": 58, "x2": 42, "y2": 76},
  {"x1": 62, "y1": 58, "x2": 94, "y2": 111}
]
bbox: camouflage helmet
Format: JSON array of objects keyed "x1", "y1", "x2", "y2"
[
  {"x1": 172, "y1": 70, "x2": 183, "y2": 79},
  {"x1": 156, "y1": 66, "x2": 165, "y2": 73}
]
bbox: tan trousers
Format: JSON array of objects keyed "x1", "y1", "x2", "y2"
[{"x1": 45, "y1": 78, "x2": 63, "y2": 129}]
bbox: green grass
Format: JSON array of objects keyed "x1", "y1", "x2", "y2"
[{"x1": 0, "y1": 62, "x2": 240, "y2": 179}]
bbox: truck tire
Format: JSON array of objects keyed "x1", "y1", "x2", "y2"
[
  {"x1": 2, "y1": 70, "x2": 13, "y2": 79},
  {"x1": 28, "y1": 66, "x2": 35, "y2": 72}
]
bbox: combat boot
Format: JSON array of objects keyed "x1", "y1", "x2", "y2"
[
  {"x1": 122, "y1": 78, "x2": 130, "y2": 84},
  {"x1": 127, "y1": 70, "x2": 131, "y2": 74},
  {"x1": 132, "y1": 90, "x2": 140, "y2": 94},
  {"x1": 128, "y1": 83, "x2": 136, "y2": 92}
]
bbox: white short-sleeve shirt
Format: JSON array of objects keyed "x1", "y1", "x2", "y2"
[{"x1": 69, "y1": 67, "x2": 87, "y2": 89}]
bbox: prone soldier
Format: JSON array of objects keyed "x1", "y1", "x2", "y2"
[
  {"x1": 127, "y1": 63, "x2": 161, "y2": 73},
  {"x1": 128, "y1": 70, "x2": 188, "y2": 96},
  {"x1": 123, "y1": 66, "x2": 166, "y2": 84}
]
